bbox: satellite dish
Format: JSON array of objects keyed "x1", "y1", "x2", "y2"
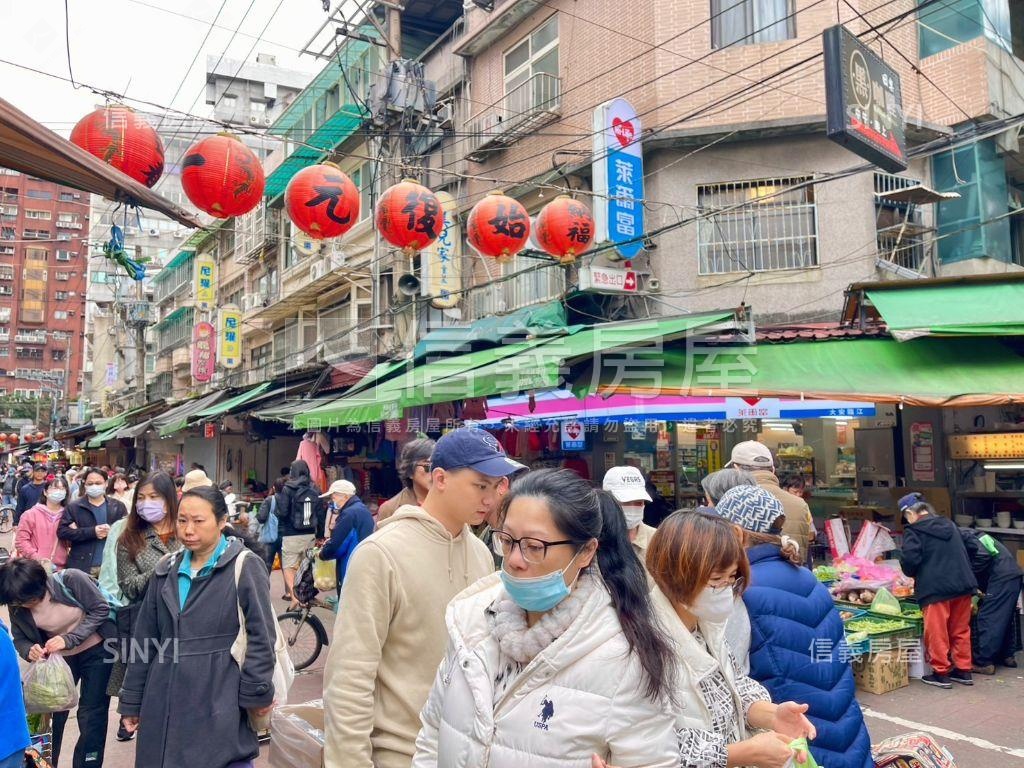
[{"x1": 292, "y1": 232, "x2": 324, "y2": 258}]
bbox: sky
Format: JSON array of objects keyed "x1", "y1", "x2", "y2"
[{"x1": 0, "y1": 0, "x2": 340, "y2": 136}]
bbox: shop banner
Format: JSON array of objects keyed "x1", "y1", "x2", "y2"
[
  {"x1": 421, "y1": 190, "x2": 461, "y2": 308},
  {"x1": 218, "y1": 305, "x2": 242, "y2": 369},
  {"x1": 192, "y1": 321, "x2": 216, "y2": 383},
  {"x1": 195, "y1": 253, "x2": 218, "y2": 311},
  {"x1": 910, "y1": 421, "x2": 935, "y2": 482}
]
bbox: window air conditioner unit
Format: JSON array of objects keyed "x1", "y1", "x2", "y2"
[
  {"x1": 148, "y1": 228, "x2": 159, "y2": 237},
  {"x1": 309, "y1": 259, "x2": 329, "y2": 282},
  {"x1": 434, "y1": 103, "x2": 455, "y2": 129}
]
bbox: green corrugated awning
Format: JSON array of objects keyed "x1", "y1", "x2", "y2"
[
  {"x1": 295, "y1": 311, "x2": 736, "y2": 428},
  {"x1": 195, "y1": 382, "x2": 273, "y2": 419},
  {"x1": 866, "y1": 282, "x2": 1024, "y2": 340},
  {"x1": 588, "y1": 337, "x2": 1024, "y2": 407},
  {"x1": 413, "y1": 301, "x2": 571, "y2": 358},
  {"x1": 154, "y1": 391, "x2": 227, "y2": 437}
]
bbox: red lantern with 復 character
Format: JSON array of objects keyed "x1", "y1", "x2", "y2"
[
  {"x1": 467, "y1": 192, "x2": 530, "y2": 262},
  {"x1": 70, "y1": 105, "x2": 165, "y2": 187},
  {"x1": 181, "y1": 133, "x2": 264, "y2": 218},
  {"x1": 285, "y1": 163, "x2": 360, "y2": 239},
  {"x1": 375, "y1": 179, "x2": 443, "y2": 254},
  {"x1": 535, "y1": 196, "x2": 595, "y2": 264}
]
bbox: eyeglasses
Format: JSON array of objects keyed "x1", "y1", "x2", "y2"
[
  {"x1": 491, "y1": 530, "x2": 577, "y2": 565},
  {"x1": 415, "y1": 462, "x2": 431, "y2": 472},
  {"x1": 708, "y1": 576, "x2": 746, "y2": 595}
]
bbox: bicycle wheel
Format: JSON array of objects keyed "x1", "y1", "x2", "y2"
[
  {"x1": 0, "y1": 512, "x2": 12, "y2": 535},
  {"x1": 277, "y1": 610, "x2": 323, "y2": 671}
]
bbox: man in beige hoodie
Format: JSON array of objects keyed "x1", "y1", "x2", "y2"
[
  {"x1": 324, "y1": 428, "x2": 525, "y2": 768},
  {"x1": 726, "y1": 440, "x2": 813, "y2": 558}
]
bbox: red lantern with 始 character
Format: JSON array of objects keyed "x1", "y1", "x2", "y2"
[
  {"x1": 70, "y1": 105, "x2": 165, "y2": 187},
  {"x1": 181, "y1": 133, "x2": 264, "y2": 218},
  {"x1": 375, "y1": 179, "x2": 443, "y2": 254},
  {"x1": 285, "y1": 163, "x2": 360, "y2": 239},
  {"x1": 467, "y1": 192, "x2": 530, "y2": 262},
  {"x1": 535, "y1": 196, "x2": 595, "y2": 264}
]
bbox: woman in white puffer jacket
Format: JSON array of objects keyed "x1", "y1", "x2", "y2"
[{"x1": 413, "y1": 470, "x2": 680, "y2": 768}]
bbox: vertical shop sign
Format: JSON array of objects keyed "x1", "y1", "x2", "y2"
[
  {"x1": 421, "y1": 190, "x2": 462, "y2": 308},
  {"x1": 910, "y1": 421, "x2": 935, "y2": 482},
  {"x1": 191, "y1": 321, "x2": 216, "y2": 383},
  {"x1": 218, "y1": 305, "x2": 242, "y2": 369},
  {"x1": 593, "y1": 97, "x2": 644, "y2": 259},
  {"x1": 823, "y1": 24, "x2": 906, "y2": 172},
  {"x1": 194, "y1": 253, "x2": 218, "y2": 311}
]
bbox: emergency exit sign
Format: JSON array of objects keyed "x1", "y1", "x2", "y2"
[{"x1": 579, "y1": 265, "x2": 638, "y2": 293}]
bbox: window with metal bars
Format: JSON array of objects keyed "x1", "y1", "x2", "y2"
[
  {"x1": 874, "y1": 172, "x2": 927, "y2": 272},
  {"x1": 697, "y1": 177, "x2": 817, "y2": 274}
]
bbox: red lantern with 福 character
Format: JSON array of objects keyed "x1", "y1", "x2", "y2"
[
  {"x1": 535, "y1": 196, "x2": 595, "y2": 264},
  {"x1": 375, "y1": 179, "x2": 442, "y2": 255},
  {"x1": 285, "y1": 163, "x2": 360, "y2": 239},
  {"x1": 181, "y1": 133, "x2": 264, "y2": 218},
  {"x1": 70, "y1": 105, "x2": 165, "y2": 187},
  {"x1": 467, "y1": 192, "x2": 530, "y2": 262}
]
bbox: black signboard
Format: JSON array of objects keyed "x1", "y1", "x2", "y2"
[{"x1": 824, "y1": 24, "x2": 907, "y2": 173}]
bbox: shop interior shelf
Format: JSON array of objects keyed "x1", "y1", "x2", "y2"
[{"x1": 956, "y1": 491, "x2": 1024, "y2": 498}]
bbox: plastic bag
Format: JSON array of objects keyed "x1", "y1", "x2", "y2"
[
  {"x1": 269, "y1": 700, "x2": 325, "y2": 768},
  {"x1": 313, "y1": 555, "x2": 337, "y2": 592},
  {"x1": 870, "y1": 587, "x2": 902, "y2": 616},
  {"x1": 22, "y1": 654, "x2": 79, "y2": 714},
  {"x1": 785, "y1": 737, "x2": 820, "y2": 768}
]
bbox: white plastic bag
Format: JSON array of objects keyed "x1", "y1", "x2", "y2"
[{"x1": 22, "y1": 654, "x2": 79, "y2": 714}]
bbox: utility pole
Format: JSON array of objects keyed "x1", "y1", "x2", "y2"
[{"x1": 134, "y1": 245, "x2": 147, "y2": 409}]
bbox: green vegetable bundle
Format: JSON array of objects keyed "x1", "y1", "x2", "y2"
[
  {"x1": 843, "y1": 617, "x2": 912, "y2": 635},
  {"x1": 22, "y1": 655, "x2": 79, "y2": 714}
]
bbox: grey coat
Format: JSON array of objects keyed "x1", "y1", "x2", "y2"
[
  {"x1": 115, "y1": 526, "x2": 182, "y2": 603},
  {"x1": 118, "y1": 538, "x2": 276, "y2": 768}
]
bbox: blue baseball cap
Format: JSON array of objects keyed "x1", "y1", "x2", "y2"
[
  {"x1": 898, "y1": 492, "x2": 925, "y2": 513},
  {"x1": 431, "y1": 428, "x2": 527, "y2": 477}
]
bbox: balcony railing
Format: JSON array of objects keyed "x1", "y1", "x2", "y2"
[
  {"x1": 15, "y1": 333, "x2": 47, "y2": 344},
  {"x1": 465, "y1": 73, "x2": 561, "y2": 162}
]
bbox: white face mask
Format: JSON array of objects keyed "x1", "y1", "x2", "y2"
[
  {"x1": 689, "y1": 585, "x2": 736, "y2": 624},
  {"x1": 621, "y1": 503, "x2": 645, "y2": 530}
]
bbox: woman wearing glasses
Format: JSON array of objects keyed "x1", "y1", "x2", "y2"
[
  {"x1": 714, "y1": 486, "x2": 871, "y2": 768},
  {"x1": 413, "y1": 469, "x2": 680, "y2": 768}
]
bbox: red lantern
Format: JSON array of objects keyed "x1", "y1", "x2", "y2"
[
  {"x1": 181, "y1": 134, "x2": 264, "y2": 218},
  {"x1": 467, "y1": 192, "x2": 530, "y2": 262},
  {"x1": 8, "y1": 434, "x2": 18, "y2": 445},
  {"x1": 535, "y1": 196, "x2": 595, "y2": 264},
  {"x1": 70, "y1": 105, "x2": 165, "y2": 187},
  {"x1": 36, "y1": 432, "x2": 46, "y2": 442},
  {"x1": 0, "y1": 433, "x2": 7, "y2": 443},
  {"x1": 375, "y1": 180, "x2": 442, "y2": 254},
  {"x1": 285, "y1": 163, "x2": 360, "y2": 239}
]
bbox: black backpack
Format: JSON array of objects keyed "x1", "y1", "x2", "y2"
[{"x1": 289, "y1": 485, "x2": 320, "y2": 532}]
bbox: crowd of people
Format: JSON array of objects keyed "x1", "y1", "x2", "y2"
[{"x1": 0, "y1": 430, "x2": 1018, "y2": 768}]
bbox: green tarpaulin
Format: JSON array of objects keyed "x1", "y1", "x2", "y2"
[
  {"x1": 866, "y1": 282, "x2": 1024, "y2": 340},
  {"x1": 413, "y1": 301, "x2": 571, "y2": 358},
  {"x1": 295, "y1": 311, "x2": 735, "y2": 428},
  {"x1": 587, "y1": 337, "x2": 1024, "y2": 407}
]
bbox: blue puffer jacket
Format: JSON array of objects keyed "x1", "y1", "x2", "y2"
[{"x1": 743, "y1": 544, "x2": 872, "y2": 768}]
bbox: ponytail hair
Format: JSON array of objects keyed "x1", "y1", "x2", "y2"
[
  {"x1": 503, "y1": 470, "x2": 674, "y2": 701},
  {"x1": 743, "y1": 529, "x2": 803, "y2": 566}
]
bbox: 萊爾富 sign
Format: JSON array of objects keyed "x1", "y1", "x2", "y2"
[{"x1": 593, "y1": 98, "x2": 644, "y2": 259}]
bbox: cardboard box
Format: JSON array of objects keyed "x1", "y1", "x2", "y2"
[
  {"x1": 269, "y1": 700, "x2": 324, "y2": 768},
  {"x1": 1017, "y1": 549, "x2": 1024, "y2": 570},
  {"x1": 853, "y1": 650, "x2": 909, "y2": 694}
]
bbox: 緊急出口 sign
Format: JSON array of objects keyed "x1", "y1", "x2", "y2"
[{"x1": 823, "y1": 24, "x2": 906, "y2": 173}]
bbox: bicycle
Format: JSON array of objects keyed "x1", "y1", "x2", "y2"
[
  {"x1": 276, "y1": 548, "x2": 332, "y2": 671},
  {"x1": 0, "y1": 504, "x2": 14, "y2": 535}
]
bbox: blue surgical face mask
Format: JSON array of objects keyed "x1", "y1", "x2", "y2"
[
  {"x1": 86, "y1": 484, "x2": 105, "y2": 499},
  {"x1": 500, "y1": 549, "x2": 582, "y2": 613}
]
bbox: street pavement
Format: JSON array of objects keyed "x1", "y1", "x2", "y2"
[{"x1": 3, "y1": 530, "x2": 1022, "y2": 767}]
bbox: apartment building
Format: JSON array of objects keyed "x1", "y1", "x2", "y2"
[
  {"x1": 0, "y1": 168, "x2": 87, "y2": 407},
  {"x1": 452, "y1": 0, "x2": 1024, "y2": 323}
]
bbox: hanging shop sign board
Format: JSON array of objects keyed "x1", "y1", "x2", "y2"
[
  {"x1": 578, "y1": 264, "x2": 639, "y2": 293},
  {"x1": 421, "y1": 190, "x2": 462, "y2": 308},
  {"x1": 823, "y1": 24, "x2": 906, "y2": 173},
  {"x1": 218, "y1": 305, "x2": 242, "y2": 369},
  {"x1": 593, "y1": 97, "x2": 644, "y2": 259},
  {"x1": 561, "y1": 420, "x2": 586, "y2": 451},
  {"x1": 910, "y1": 421, "x2": 935, "y2": 482},
  {"x1": 194, "y1": 253, "x2": 218, "y2": 311},
  {"x1": 192, "y1": 321, "x2": 216, "y2": 383}
]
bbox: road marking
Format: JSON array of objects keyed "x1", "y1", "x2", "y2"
[{"x1": 862, "y1": 708, "x2": 1024, "y2": 759}]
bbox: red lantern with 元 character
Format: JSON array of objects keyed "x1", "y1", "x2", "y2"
[
  {"x1": 467, "y1": 192, "x2": 530, "y2": 262},
  {"x1": 375, "y1": 179, "x2": 442, "y2": 255},
  {"x1": 285, "y1": 163, "x2": 360, "y2": 239},
  {"x1": 535, "y1": 196, "x2": 595, "y2": 264},
  {"x1": 70, "y1": 105, "x2": 165, "y2": 187},
  {"x1": 181, "y1": 134, "x2": 264, "y2": 218}
]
